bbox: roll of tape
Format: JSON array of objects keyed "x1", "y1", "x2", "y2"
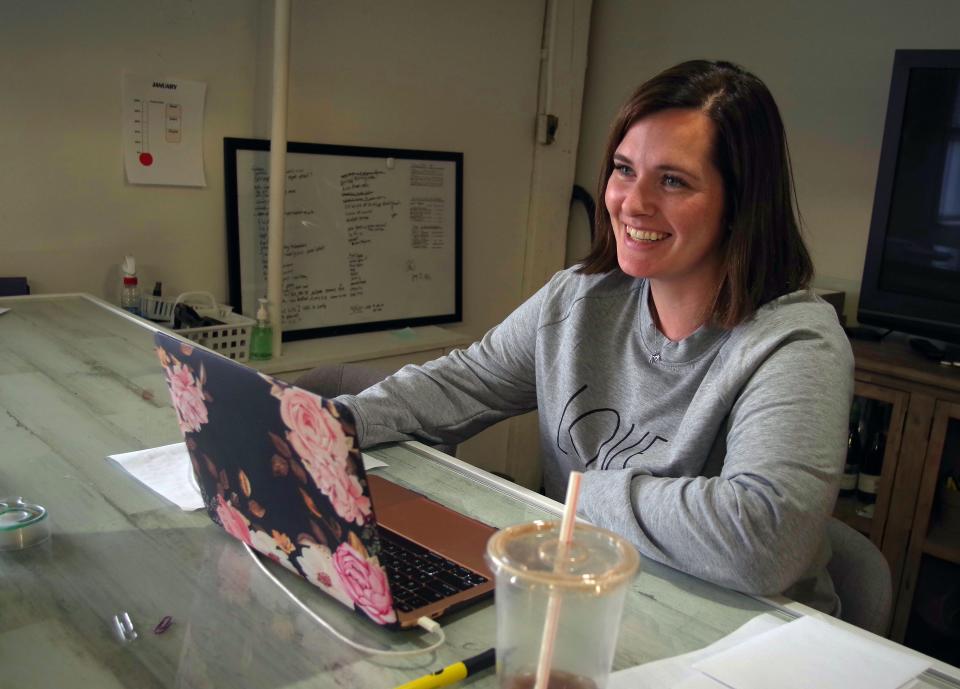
[{"x1": 0, "y1": 497, "x2": 50, "y2": 551}]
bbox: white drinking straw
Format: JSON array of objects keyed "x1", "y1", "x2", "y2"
[{"x1": 533, "y1": 470, "x2": 583, "y2": 689}]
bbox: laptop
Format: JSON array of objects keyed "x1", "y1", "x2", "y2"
[{"x1": 154, "y1": 330, "x2": 496, "y2": 629}]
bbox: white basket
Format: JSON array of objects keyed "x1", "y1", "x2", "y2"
[
  {"x1": 140, "y1": 293, "x2": 177, "y2": 322},
  {"x1": 156, "y1": 292, "x2": 256, "y2": 362}
]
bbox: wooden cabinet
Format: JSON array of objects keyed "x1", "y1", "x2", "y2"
[
  {"x1": 836, "y1": 338, "x2": 960, "y2": 657},
  {"x1": 897, "y1": 401, "x2": 960, "y2": 663},
  {"x1": 833, "y1": 382, "x2": 909, "y2": 549}
]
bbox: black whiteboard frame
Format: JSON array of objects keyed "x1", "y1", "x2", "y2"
[{"x1": 224, "y1": 137, "x2": 463, "y2": 342}]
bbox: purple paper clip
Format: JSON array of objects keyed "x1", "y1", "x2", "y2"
[{"x1": 153, "y1": 615, "x2": 173, "y2": 634}]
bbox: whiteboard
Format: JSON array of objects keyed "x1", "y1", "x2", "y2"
[{"x1": 225, "y1": 138, "x2": 462, "y2": 340}]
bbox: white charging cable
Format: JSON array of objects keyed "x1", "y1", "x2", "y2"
[{"x1": 242, "y1": 543, "x2": 445, "y2": 656}]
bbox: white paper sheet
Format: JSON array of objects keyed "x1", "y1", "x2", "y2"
[
  {"x1": 608, "y1": 614, "x2": 784, "y2": 689},
  {"x1": 609, "y1": 613, "x2": 930, "y2": 689},
  {"x1": 108, "y1": 442, "x2": 387, "y2": 511},
  {"x1": 0, "y1": 308, "x2": 9, "y2": 316},
  {"x1": 109, "y1": 442, "x2": 205, "y2": 510},
  {"x1": 692, "y1": 615, "x2": 929, "y2": 689},
  {"x1": 122, "y1": 74, "x2": 206, "y2": 186},
  {"x1": 360, "y1": 453, "x2": 388, "y2": 472}
]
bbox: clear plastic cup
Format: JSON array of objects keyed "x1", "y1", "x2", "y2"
[{"x1": 485, "y1": 520, "x2": 640, "y2": 689}]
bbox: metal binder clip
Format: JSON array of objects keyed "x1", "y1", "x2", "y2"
[{"x1": 111, "y1": 611, "x2": 138, "y2": 643}]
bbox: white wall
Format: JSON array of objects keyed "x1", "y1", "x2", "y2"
[
  {"x1": 570, "y1": 0, "x2": 960, "y2": 323},
  {"x1": 0, "y1": 0, "x2": 548, "y2": 342},
  {"x1": 1, "y1": 0, "x2": 259, "y2": 301}
]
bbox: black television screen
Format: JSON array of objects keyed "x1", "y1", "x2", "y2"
[{"x1": 858, "y1": 50, "x2": 960, "y2": 344}]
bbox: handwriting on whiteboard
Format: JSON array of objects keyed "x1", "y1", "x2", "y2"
[{"x1": 235, "y1": 147, "x2": 458, "y2": 335}]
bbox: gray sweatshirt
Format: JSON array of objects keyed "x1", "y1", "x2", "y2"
[{"x1": 340, "y1": 268, "x2": 854, "y2": 611}]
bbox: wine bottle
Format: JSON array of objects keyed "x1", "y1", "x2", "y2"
[
  {"x1": 857, "y1": 429, "x2": 886, "y2": 508},
  {"x1": 840, "y1": 426, "x2": 861, "y2": 498},
  {"x1": 839, "y1": 399, "x2": 862, "y2": 497},
  {"x1": 856, "y1": 398, "x2": 873, "y2": 455}
]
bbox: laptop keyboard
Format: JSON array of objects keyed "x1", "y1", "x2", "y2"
[{"x1": 378, "y1": 530, "x2": 489, "y2": 613}]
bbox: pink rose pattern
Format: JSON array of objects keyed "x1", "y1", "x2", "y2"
[
  {"x1": 294, "y1": 542, "x2": 354, "y2": 608},
  {"x1": 165, "y1": 359, "x2": 209, "y2": 433},
  {"x1": 333, "y1": 542, "x2": 397, "y2": 625},
  {"x1": 280, "y1": 388, "x2": 350, "y2": 467},
  {"x1": 279, "y1": 388, "x2": 372, "y2": 525},
  {"x1": 216, "y1": 495, "x2": 252, "y2": 545},
  {"x1": 155, "y1": 336, "x2": 396, "y2": 627}
]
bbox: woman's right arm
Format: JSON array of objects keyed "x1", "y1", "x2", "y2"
[{"x1": 338, "y1": 280, "x2": 549, "y2": 448}]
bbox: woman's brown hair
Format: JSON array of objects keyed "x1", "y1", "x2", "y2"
[{"x1": 578, "y1": 59, "x2": 813, "y2": 329}]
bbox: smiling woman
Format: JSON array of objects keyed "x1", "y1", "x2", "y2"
[
  {"x1": 322, "y1": 60, "x2": 854, "y2": 615},
  {"x1": 604, "y1": 108, "x2": 727, "y2": 340},
  {"x1": 582, "y1": 60, "x2": 813, "y2": 335}
]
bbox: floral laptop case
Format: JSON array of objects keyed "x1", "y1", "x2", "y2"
[{"x1": 154, "y1": 331, "x2": 399, "y2": 628}]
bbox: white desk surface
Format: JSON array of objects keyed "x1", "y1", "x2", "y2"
[{"x1": 1, "y1": 293, "x2": 957, "y2": 688}]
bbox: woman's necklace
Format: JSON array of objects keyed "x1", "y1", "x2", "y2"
[{"x1": 647, "y1": 294, "x2": 666, "y2": 363}]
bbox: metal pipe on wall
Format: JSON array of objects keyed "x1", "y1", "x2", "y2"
[{"x1": 267, "y1": 0, "x2": 291, "y2": 356}]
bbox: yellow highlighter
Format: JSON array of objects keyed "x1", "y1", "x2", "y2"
[{"x1": 394, "y1": 648, "x2": 495, "y2": 689}]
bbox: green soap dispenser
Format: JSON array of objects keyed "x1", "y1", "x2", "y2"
[{"x1": 250, "y1": 297, "x2": 273, "y2": 361}]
